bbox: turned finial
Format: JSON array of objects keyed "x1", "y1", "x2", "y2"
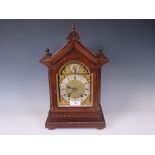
[
  {"x1": 97, "y1": 47, "x2": 109, "y2": 64},
  {"x1": 97, "y1": 47, "x2": 104, "y2": 58},
  {"x1": 45, "y1": 48, "x2": 49, "y2": 54},
  {"x1": 44, "y1": 48, "x2": 52, "y2": 56},
  {"x1": 70, "y1": 24, "x2": 75, "y2": 32},
  {"x1": 98, "y1": 47, "x2": 103, "y2": 53},
  {"x1": 67, "y1": 25, "x2": 80, "y2": 42},
  {"x1": 45, "y1": 48, "x2": 52, "y2": 57}
]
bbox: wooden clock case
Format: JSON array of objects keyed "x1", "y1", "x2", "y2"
[{"x1": 40, "y1": 26, "x2": 109, "y2": 129}]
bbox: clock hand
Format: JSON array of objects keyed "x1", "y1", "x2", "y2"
[
  {"x1": 67, "y1": 86, "x2": 74, "y2": 89},
  {"x1": 73, "y1": 87, "x2": 77, "y2": 92},
  {"x1": 67, "y1": 92, "x2": 71, "y2": 97},
  {"x1": 67, "y1": 86, "x2": 77, "y2": 91},
  {"x1": 67, "y1": 88, "x2": 76, "y2": 97},
  {"x1": 66, "y1": 87, "x2": 74, "y2": 97},
  {"x1": 67, "y1": 86, "x2": 78, "y2": 97}
]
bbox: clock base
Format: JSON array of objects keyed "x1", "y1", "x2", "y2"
[{"x1": 45, "y1": 111, "x2": 106, "y2": 130}]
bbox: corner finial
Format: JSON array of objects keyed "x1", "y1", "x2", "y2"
[
  {"x1": 97, "y1": 47, "x2": 109, "y2": 64},
  {"x1": 39, "y1": 48, "x2": 52, "y2": 64},
  {"x1": 44, "y1": 48, "x2": 52, "y2": 57},
  {"x1": 97, "y1": 47, "x2": 104, "y2": 58},
  {"x1": 98, "y1": 47, "x2": 103, "y2": 53},
  {"x1": 45, "y1": 48, "x2": 49, "y2": 54}
]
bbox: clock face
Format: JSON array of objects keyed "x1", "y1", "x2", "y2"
[{"x1": 57, "y1": 62, "x2": 93, "y2": 107}]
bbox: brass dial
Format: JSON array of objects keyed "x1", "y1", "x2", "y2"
[
  {"x1": 57, "y1": 62, "x2": 92, "y2": 107},
  {"x1": 60, "y1": 75, "x2": 90, "y2": 102}
]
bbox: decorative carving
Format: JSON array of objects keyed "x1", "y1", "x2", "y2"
[
  {"x1": 67, "y1": 25, "x2": 80, "y2": 42},
  {"x1": 46, "y1": 121, "x2": 105, "y2": 130},
  {"x1": 46, "y1": 111, "x2": 105, "y2": 129}
]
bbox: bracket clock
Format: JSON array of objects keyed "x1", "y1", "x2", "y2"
[{"x1": 40, "y1": 25, "x2": 109, "y2": 129}]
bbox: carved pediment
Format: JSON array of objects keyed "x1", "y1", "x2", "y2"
[{"x1": 40, "y1": 25, "x2": 108, "y2": 67}]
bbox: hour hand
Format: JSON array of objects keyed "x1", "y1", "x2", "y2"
[
  {"x1": 67, "y1": 86, "x2": 77, "y2": 92},
  {"x1": 67, "y1": 93, "x2": 71, "y2": 97},
  {"x1": 67, "y1": 86, "x2": 73, "y2": 89}
]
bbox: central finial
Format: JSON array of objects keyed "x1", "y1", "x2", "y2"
[
  {"x1": 67, "y1": 25, "x2": 80, "y2": 42},
  {"x1": 70, "y1": 24, "x2": 75, "y2": 32}
]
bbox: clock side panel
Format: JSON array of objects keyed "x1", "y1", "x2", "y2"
[
  {"x1": 91, "y1": 68, "x2": 101, "y2": 111},
  {"x1": 48, "y1": 69, "x2": 53, "y2": 110},
  {"x1": 97, "y1": 68, "x2": 102, "y2": 108},
  {"x1": 48, "y1": 68, "x2": 58, "y2": 112}
]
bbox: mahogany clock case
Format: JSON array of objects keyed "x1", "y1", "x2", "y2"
[
  {"x1": 0, "y1": 19, "x2": 155, "y2": 134},
  {"x1": 40, "y1": 26, "x2": 109, "y2": 129}
]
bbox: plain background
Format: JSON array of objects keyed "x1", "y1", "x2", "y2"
[{"x1": 0, "y1": 19, "x2": 155, "y2": 134}]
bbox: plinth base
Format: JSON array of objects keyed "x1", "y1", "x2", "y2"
[{"x1": 45, "y1": 111, "x2": 106, "y2": 130}]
